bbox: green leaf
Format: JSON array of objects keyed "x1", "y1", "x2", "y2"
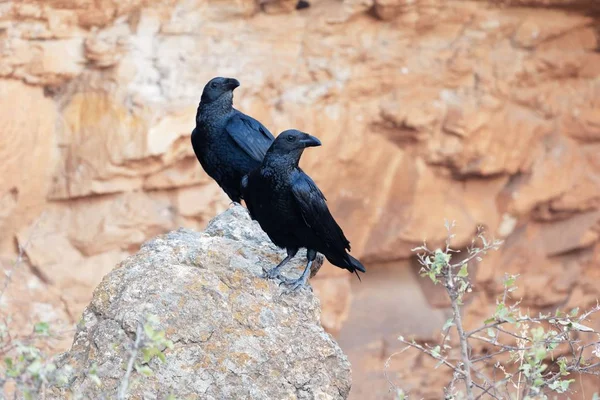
[
  {"x1": 46, "y1": 362, "x2": 57, "y2": 374},
  {"x1": 395, "y1": 389, "x2": 407, "y2": 400},
  {"x1": 142, "y1": 347, "x2": 168, "y2": 363},
  {"x1": 549, "y1": 379, "x2": 574, "y2": 393},
  {"x1": 534, "y1": 347, "x2": 547, "y2": 362},
  {"x1": 487, "y1": 328, "x2": 495, "y2": 338},
  {"x1": 557, "y1": 358, "x2": 567, "y2": 374},
  {"x1": 494, "y1": 303, "x2": 516, "y2": 323},
  {"x1": 5, "y1": 357, "x2": 19, "y2": 377},
  {"x1": 495, "y1": 303, "x2": 505, "y2": 315},
  {"x1": 426, "y1": 271, "x2": 439, "y2": 284},
  {"x1": 434, "y1": 249, "x2": 451, "y2": 264},
  {"x1": 457, "y1": 264, "x2": 468, "y2": 277},
  {"x1": 561, "y1": 380, "x2": 574, "y2": 392},
  {"x1": 572, "y1": 322, "x2": 594, "y2": 332},
  {"x1": 34, "y1": 322, "x2": 50, "y2": 335},
  {"x1": 135, "y1": 364, "x2": 154, "y2": 377},
  {"x1": 146, "y1": 314, "x2": 160, "y2": 325},
  {"x1": 153, "y1": 330, "x2": 166, "y2": 341},
  {"x1": 90, "y1": 363, "x2": 97, "y2": 373},
  {"x1": 142, "y1": 348, "x2": 158, "y2": 363},
  {"x1": 89, "y1": 373, "x2": 101, "y2": 386},
  {"x1": 531, "y1": 326, "x2": 545, "y2": 340},
  {"x1": 26, "y1": 360, "x2": 42, "y2": 377},
  {"x1": 555, "y1": 309, "x2": 563, "y2": 317},
  {"x1": 569, "y1": 307, "x2": 579, "y2": 317},
  {"x1": 442, "y1": 318, "x2": 455, "y2": 332}
]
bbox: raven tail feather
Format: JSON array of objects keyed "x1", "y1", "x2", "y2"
[{"x1": 346, "y1": 254, "x2": 366, "y2": 281}]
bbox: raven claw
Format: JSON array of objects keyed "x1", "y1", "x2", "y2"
[
  {"x1": 262, "y1": 267, "x2": 282, "y2": 280},
  {"x1": 279, "y1": 277, "x2": 308, "y2": 292}
]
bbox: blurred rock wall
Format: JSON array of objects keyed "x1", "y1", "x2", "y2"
[{"x1": 1, "y1": 0, "x2": 599, "y2": 395}]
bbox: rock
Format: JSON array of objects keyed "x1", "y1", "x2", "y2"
[
  {"x1": 0, "y1": 81, "x2": 56, "y2": 255},
  {"x1": 507, "y1": 134, "x2": 587, "y2": 217},
  {"x1": 84, "y1": 25, "x2": 129, "y2": 68},
  {"x1": 512, "y1": 12, "x2": 593, "y2": 49},
  {"x1": 0, "y1": 255, "x2": 73, "y2": 351},
  {"x1": 50, "y1": 205, "x2": 348, "y2": 399},
  {"x1": 260, "y1": 0, "x2": 299, "y2": 14}
]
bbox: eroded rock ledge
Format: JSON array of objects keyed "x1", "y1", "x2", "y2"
[{"x1": 51, "y1": 205, "x2": 349, "y2": 399}]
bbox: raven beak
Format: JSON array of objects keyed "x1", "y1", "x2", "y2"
[
  {"x1": 299, "y1": 133, "x2": 322, "y2": 148},
  {"x1": 226, "y1": 78, "x2": 240, "y2": 90}
]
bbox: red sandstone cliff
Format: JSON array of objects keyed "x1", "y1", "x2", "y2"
[{"x1": 1, "y1": 0, "x2": 599, "y2": 397}]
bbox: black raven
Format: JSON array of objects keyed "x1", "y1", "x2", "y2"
[
  {"x1": 191, "y1": 77, "x2": 275, "y2": 203},
  {"x1": 241, "y1": 129, "x2": 366, "y2": 291}
]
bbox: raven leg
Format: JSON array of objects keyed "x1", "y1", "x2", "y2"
[
  {"x1": 282, "y1": 249, "x2": 316, "y2": 292},
  {"x1": 263, "y1": 247, "x2": 298, "y2": 280}
]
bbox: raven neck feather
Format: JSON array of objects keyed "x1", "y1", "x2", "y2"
[
  {"x1": 197, "y1": 94, "x2": 234, "y2": 123},
  {"x1": 263, "y1": 149, "x2": 304, "y2": 172}
]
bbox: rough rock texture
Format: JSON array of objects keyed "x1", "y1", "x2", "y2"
[
  {"x1": 1, "y1": 0, "x2": 600, "y2": 397},
  {"x1": 51, "y1": 205, "x2": 349, "y2": 399}
]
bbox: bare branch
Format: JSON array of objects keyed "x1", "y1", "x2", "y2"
[
  {"x1": 447, "y1": 268, "x2": 475, "y2": 400},
  {"x1": 117, "y1": 322, "x2": 144, "y2": 400}
]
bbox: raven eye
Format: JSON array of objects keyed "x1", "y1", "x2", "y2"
[
  {"x1": 286, "y1": 135, "x2": 295, "y2": 142},
  {"x1": 211, "y1": 82, "x2": 217, "y2": 89}
]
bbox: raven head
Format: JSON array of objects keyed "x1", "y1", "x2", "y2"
[
  {"x1": 200, "y1": 77, "x2": 240, "y2": 104},
  {"x1": 270, "y1": 129, "x2": 322, "y2": 154}
]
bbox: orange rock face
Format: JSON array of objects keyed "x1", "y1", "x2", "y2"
[{"x1": 1, "y1": 0, "x2": 599, "y2": 397}]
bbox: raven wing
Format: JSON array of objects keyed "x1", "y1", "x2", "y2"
[
  {"x1": 291, "y1": 172, "x2": 351, "y2": 252},
  {"x1": 225, "y1": 111, "x2": 275, "y2": 162},
  {"x1": 240, "y1": 174, "x2": 256, "y2": 220}
]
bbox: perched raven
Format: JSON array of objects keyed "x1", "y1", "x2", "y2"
[
  {"x1": 241, "y1": 129, "x2": 366, "y2": 291},
  {"x1": 191, "y1": 77, "x2": 275, "y2": 203}
]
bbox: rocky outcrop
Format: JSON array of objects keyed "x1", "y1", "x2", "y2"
[{"x1": 51, "y1": 205, "x2": 349, "y2": 399}]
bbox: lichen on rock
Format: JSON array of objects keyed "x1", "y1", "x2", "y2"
[{"x1": 50, "y1": 205, "x2": 349, "y2": 399}]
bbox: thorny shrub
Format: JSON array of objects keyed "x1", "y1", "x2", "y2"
[
  {"x1": 0, "y1": 314, "x2": 174, "y2": 399},
  {"x1": 386, "y1": 221, "x2": 600, "y2": 400}
]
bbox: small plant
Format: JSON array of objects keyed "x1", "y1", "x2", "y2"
[
  {"x1": 0, "y1": 319, "x2": 64, "y2": 399},
  {"x1": 117, "y1": 314, "x2": 175, "y2": 399},
  {"x1": 386, "y1": 222, "x2": 600, "y2": 399},
  {"x1": 0, "y1": 314, "x2": 174, "y2": 399}
]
